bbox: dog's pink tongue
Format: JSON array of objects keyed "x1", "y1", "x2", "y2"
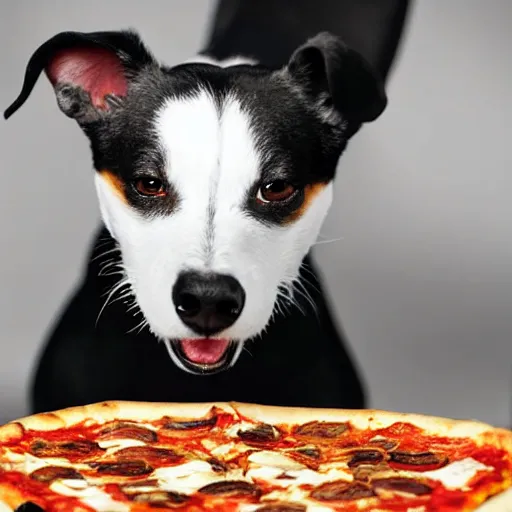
[{"x1": 180, "y1": 338, "x2": 229, "y2": 364}]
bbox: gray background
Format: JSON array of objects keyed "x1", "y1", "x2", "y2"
[{"x1": 0, "y1": 1, "x2": 510, "y2": 427}]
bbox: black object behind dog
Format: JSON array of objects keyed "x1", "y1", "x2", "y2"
[{"x1": 29, "y1": 0, "x2": 410, "y2": 414}]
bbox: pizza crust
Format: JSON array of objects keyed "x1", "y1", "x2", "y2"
[
  {"x1": 2, "y1": 400, "x2": 510, "y2": 451},
  {"x1": 0, "y1": 401, "x2": 235, "y2": 441},
  {"x1": 230, "y1": 402, "x2": 512, "y2": 451},
  {"x1": 476, "y1": 487, "x2": 512, "y2": 510}
]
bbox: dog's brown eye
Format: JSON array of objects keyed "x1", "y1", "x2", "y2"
[
  {"x1": 257, "y1": 180, "x2": 296, "y2": 203},
  {"x1": 135, "y1": 177, "x2": 166, "y2": 197}
]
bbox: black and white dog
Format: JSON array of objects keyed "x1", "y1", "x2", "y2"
[{"x1": 5, "y1": 27, "x2": 387, "y2": 412}]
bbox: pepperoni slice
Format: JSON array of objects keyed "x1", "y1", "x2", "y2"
[
  {"x1": 98, "y1": 422, "x2": 157, "y2": 443},
  {"x1": 238, "y1": 424, "x2": 281, "y2": 444},
  {"x1": 256, "y1": 504, "x2": 307, "y2": 512},
  {"x1": 30, "y1": 466, "x2": 84, "y2": 483},
  {"x1": 207, "y1": 457, "x2": 229, "y2": 473},
  {"x1": 132, "y1": 491, "x2": 189, "y2": 505},
  {"x1": 294, "y1": 446, "x2": 321, "y2": 459},
  {"x1": 198, "y1": 481, "x2": 262, "y2": 497},
  {"x1": 373, "y1": 477, "x2": 433, "y2": 496},
  {"x1": 163, "y1": 415, "x2": 217, "y2": 430},
  {"x1": 348, "y1": 450, "x2": 385, "y2": 468},
  {"x1": 389, "y1": 451, "x2": 448, "y2": 470},
  {"x1": 294, "y1": 421, "x2": 348, "y2": 439},
  {"x1": 369, "y1": 437, "x2": 398, "y2": 451},
  {"x1": 114, "y1": 446, "x2": 181, "y2": 465},
  {"x1": 91, "y1": 460, "x2": 153, "y2": 476},
  {"x1": 311, "y1": 481, "x2": 375, "y2": 501},
  {"x1": 29, "y1": 439, "x2": 103, "y2": 458}
]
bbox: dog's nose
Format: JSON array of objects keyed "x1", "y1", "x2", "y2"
[{"x1": 172, "y1": 271, "x2": 245, "y2": 336}]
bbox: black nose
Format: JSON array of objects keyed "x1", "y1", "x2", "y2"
[{"x1": 172, "y1": 271, "x2": 245, "y2": 336}]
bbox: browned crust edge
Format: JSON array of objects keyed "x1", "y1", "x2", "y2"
[
  {"x1": 475, "y1": 486, "x2": 512, "y2": 510},
  {"x1": 1, "y1": 401, "x2": 511, "y2": 451}
]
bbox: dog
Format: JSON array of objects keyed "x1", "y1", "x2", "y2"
[{"x1": 5, "y1": 29, "x2": 387, "y2": 412}]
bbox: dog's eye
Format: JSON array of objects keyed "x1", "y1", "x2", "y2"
[
  {"x1": 257, "y1": 180, "x2": 296, "y2": 203},
  {"x1": 134, "y1": 177, "x2": 166, "y2": 197}
]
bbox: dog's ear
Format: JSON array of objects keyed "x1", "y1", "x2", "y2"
[
  {"x1": 4, "y1": 30, "x2": 155, "y2": 123},
  {"x1": 285, "y1": 32, "x2": 387, "y2": 126}
]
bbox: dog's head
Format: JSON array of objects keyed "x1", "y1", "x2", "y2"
[{"x1": 5, "y1": 30, "x2": 386, "y2": 375}]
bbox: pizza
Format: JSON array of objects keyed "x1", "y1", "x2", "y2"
[{"x1": 0, "y1": 401, "x2": 510, "y2": 512}]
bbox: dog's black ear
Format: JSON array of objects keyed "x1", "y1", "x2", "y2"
[
  {"x1": 4, "y1": 30, "x2": 156, "y2": 123},
  {"x1": 286, "y1": 32, "x2": 387, "y2": 125}
]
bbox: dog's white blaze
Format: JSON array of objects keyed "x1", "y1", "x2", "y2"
[
  {"x1": 184, "y1": 54, "x2": 258, "y2": 67},
  {"x1": 95, "y1": 86, "x2": 333, "y2": 358}
]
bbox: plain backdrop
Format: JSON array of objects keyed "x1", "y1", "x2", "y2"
[{"x1": 0, "y1": 1, "x2": 510, "y2": 427}]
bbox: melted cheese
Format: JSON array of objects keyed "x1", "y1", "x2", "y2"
[
  {"x1": 97, "y1": 438, "x2": 146, "y2": 451},
  {"x1": 0, "y1": 503, "x2": 12, "y2": 512},
  {"x1": 153, "y1": 460, "x2": 243, "y2": 494},
  {"x1": 50, "y1": 481, "x2": 129, "y2": 511},
  {"x1": 247, "y1": 466, "x2": 352, "y2": 489},
  {"x1": 224, "y1": 421, "x2": 254, "y2": 437},
  {"x1": 21, "y1": 453, "x2": 89, "y2": 473},
  {"x1": 248, "y1": 451, "x2": 305, "y2": 471},
  {"x1": 421, "y1": 457, "x2": 492, "y2": 489},
  {"x1": 211, "y1": 442, "x2": 236, "y2": 457}
]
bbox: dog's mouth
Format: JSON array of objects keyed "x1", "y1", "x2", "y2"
[{"x1": 166, "y1": 338, "x2": 239, "y2": 375}]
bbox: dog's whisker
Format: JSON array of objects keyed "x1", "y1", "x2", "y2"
[
  {"x1": 92, "y1": 246, "x2": 121, "y2": 263},
  {"x1": 277, "y1": 283, "x2": 306, "y2": 316},
  {"x1": 96, "y1": 277, "x2": 131, "y2": 326},
  {"x1": 298, "y1": 267, "x2": 322, "y2": 294},
  {"x1": 299, "y1": 264, "x2": 321, "y2": 294},
  {"x1": 293, "y1": 277, "x2": 319, "y2": 319},
  {"x1": 242, "y1": 344, "x2": 253, "y2": 358},
  {"x1": 97, "y1": 259, "x2": 124, "y2": 276},
  {"x1": 126, "y1": 301, "x2": 143, "y2": 313},
  {"x1": 127, "y1": 317, "x2": 149, "y2": 335},
  {"x1": 94, "y1": 238, "x2": 115, "y2": 250},
  {"x1": 312, "y1": 236, "x2": 344, "y2": 246}
]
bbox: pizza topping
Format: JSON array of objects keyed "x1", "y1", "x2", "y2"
[
  {"x1": 98, "y1": 422, "x2": 158, "y2": 443},
  {"x1": 368, "y1": 436, "x2": 398, "y2": 451},
  {"x1": 91, "y1": 460, "x2": 153, "y2": 476},
  {"x1": 347, "y1": 450, "x2": 385, "y2": 467},
  {"x1": 352, "y1": 463, "x2": 389, "y2": 482},
  {"x1": 292, "y1": 446, "x2": 321, "y2": 459},
  {"x1": 372, "y1": 477, "x2": 433, "y2": 496},
  {"x1": 238, "y1": 424, "x2": 281, "y2": 444},
  {"x1": 29, "y1": 439, "x2": 103, "y2": 458},
  {"x1": 421, "y1": 457, "x2": 492, "y2": 488},
  {"x1": 294, "y1": 421, "x2": 348, "y2": 439},
  {"x1": 310, "y1": 480, "x2": 376, "y2": 501},
  {"x1": 121, "y1": 478, "x2": 159, "y2": 491},
  {"x1": 198, "y1": 480, "x2": 262, "y2": 497},
  {"x1": 248, "y1": 451, "x2": 306, "y2": 471},
  {"x1": 207, "y1": 457, "x2": 229, "y2": 473},
  {"x1": 132, "y1": 491, "x2": 189, "y2": 505},
  {"x1": 255, "y1": 503, "x2": 307, "y2": 511},
  {"x1": 152, "y1": 460, "x2": 240, "y2": 494},
  {"x1": 30, "y1": 466, "x2": 84, "y2": 483},
  {"x1": 113, "y1": 446, "x2": 182, "y2": 465},
  {"x1": 389, "y1": 451, "x2": 447, "y2": 470},
  {"x1": 50, "y1": 480, "x2": 130, "y2": 511},
  {"x1": 163, "y1": 414, "x2": 217, "y2": 431}
]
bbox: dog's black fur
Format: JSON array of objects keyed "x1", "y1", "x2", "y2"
[
  {"x1": 6, "y1": 0, "x2": 410, "y2": 414},
  {"x1": 32, "y1": 227, "x2": 367, "y2": 412}
]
